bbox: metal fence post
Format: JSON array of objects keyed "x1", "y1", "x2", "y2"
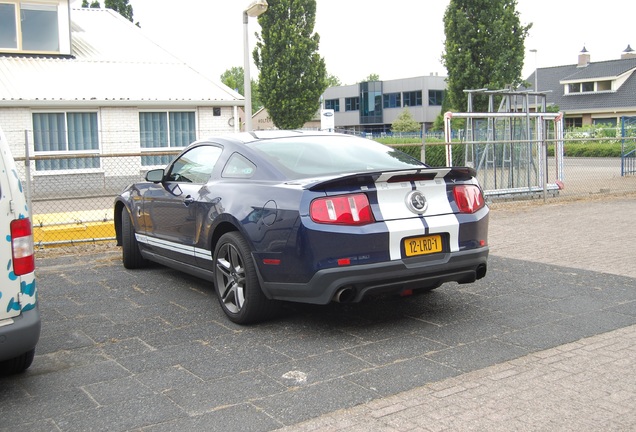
[
  {"x1": 24, "y1": 129, "x2": 33, "y2": 219},
  {"x1": 420, "y1": 123, "x2": 426, "y2": 164}
]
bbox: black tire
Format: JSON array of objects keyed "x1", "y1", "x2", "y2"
[
  {"x1": 121, "y1": 209, "x2": 147, "y2": 269},
  {"x1": 0, "y1": 348, "x2": 35, "y2": 375},
  {"x1": 213, "y1": 232, "x2": 278, "y2": 324}
]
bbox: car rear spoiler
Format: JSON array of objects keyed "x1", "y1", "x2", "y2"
[{"x1": 305, "y1": 167, "x2": 477, "y2": 191}]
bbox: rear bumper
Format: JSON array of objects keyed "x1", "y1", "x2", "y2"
[
  {"x1": 259, "y1": 247, "x2": 489, "y2": 304},
  {"x1": 0, "y1": 307, "x2": 41, "y2": 362}
]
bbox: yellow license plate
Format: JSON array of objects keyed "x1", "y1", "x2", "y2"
[{"x1": 404, "y1": 234, "x2": 443, "y2": 257}]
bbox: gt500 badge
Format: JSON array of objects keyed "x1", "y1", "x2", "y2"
[{"x1": 405, "y1": 190, "x2": 428, "y2": 214}]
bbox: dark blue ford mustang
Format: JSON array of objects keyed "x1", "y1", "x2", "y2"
[{"x1": 114, "y1": 130, "x2": 489, "y2": 324}]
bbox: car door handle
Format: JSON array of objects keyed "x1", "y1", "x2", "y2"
[{"x1": 183, "y1": 195, "x2": 195, "y2": 206}]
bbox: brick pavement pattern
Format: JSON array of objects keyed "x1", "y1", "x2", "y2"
[{"x1": 276, "y1": 196, "x2": 636, "y2": 431}]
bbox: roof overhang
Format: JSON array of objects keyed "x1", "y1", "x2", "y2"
[
  {"x1": 0, "y1": 99, "x2": 245, "y2": 108},
  {"x1": 562, "y1": 106, "x2": 636, "y2": 115}
]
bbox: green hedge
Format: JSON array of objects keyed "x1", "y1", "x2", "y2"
[
  {"x1": 378, "y1": 138, "x2": 627, "y2": 159},
  {"x1": 548, "y1": 143, "x2": 624, "y2": 157},
  {"x1": 387, "y1": 143, "x2": 466, "y2": 167}
]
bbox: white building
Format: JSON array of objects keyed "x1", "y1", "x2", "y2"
[
  {"x1": 321, "y1": 75, "x2": 447, "y2": 135},
  {"x1": 0, "y1": 1, "x2": 243, "y2": 197}
]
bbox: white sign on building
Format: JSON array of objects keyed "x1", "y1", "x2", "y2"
[{"x1": 320, "y1": 109, "x2": 335, "y2": 132}]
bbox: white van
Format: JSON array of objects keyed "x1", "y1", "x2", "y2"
[{"x1": 0, "y1": 125, "x2": 39, "y2": 375}]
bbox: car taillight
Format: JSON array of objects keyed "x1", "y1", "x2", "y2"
[
  {"x1": 11, "y1": 218, "x2": 35, "y2": 276},
  {"x1": 453, "y1": 185, "x2": 485, "y2": 214},
  {"x1": 310, "y1": 193, "x2": 374, "y2": 225}
]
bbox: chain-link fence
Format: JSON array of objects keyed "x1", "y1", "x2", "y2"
[
  {"x1": 8, "y1": 129, "x2": 636, "y2": 249},
  {"x1": 412, "y1": 136, "x2": 636, "y2": 202}
]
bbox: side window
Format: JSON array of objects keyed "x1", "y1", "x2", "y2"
[
  {"x1": 222, "y1": 153, "x2": 256, "y2": 178},
  {"x1": 168, "y1": 145, "x2": 222, "y2": 183}
]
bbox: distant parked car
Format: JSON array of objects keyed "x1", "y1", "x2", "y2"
[
  {"x1": 0, "y1": 125, "x2": 39, "y2": 374},
  {"x1": 114, "y1": 131, "x2": 489, "y2": 324}
]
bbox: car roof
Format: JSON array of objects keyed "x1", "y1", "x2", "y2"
[{"x1": 197, "y1": 130, "x2": 355, "y2": 146}]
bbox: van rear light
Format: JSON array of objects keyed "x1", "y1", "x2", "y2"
[
  {"x1": 11, "y1": 218, "x2": 35, "y2": 276},
  {"x1": 310, "y1": 193, "x2": 374, "y2": 225},
  {"x1": 453, "y1": 185, "x2": 485, "y2": 214}
]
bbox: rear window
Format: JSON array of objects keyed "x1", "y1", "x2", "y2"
[{"x1": 247, "y1": 136, "x2": 424, "y2": 179}]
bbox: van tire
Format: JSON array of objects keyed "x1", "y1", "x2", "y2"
[
  {"x1": 0, "y1": 348, "x2": 35, "y2": 375},
  {"x1": 121, "y1": 210, "x2": 147, "y2": 269}
]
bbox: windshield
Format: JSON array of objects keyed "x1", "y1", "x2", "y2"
[{"x1": 247, "y1": 135, "x2": 425, "y2": 179}]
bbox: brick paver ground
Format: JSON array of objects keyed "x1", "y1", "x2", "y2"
[{"x1": 276, "y1": 195, "x2": 636, "y2": 431}]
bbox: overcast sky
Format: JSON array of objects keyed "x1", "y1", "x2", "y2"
[{"x1": 73, "y1": 0, "x2": 634, "y2": 85}]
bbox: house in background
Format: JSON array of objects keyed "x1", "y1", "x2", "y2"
[
  {"x1": 321, "y1": 75, "x2": 447, "y2": 135},
  {"x1": 0, "y1": 1, "x2": 243, "y2": 197},
  {"x1": 526, "y1": 47, "x2": 636, "y2": 128}
]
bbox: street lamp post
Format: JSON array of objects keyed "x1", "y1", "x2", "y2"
[
  {"x1": 529, "y1": 49, "x2": 538, "y2": 111},
  {"x1": 243, "y1": 0, "x2": 268, "y2": 132}
]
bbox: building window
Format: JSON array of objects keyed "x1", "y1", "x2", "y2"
[
  {"x1": 140, "y1": 112, "x2": 196, "y2": 166},
  {"x1": 592, "y1": 117, "x2": 617, "y2": 126},
  {"x1": 567, "y1": 80, "x2": 612, "y2": 94},
  {"x1": 428, "y1": 90, "x2": 444, "y2": 106},
  {"x1": 383, "y1": 92, "x2": 401, "y2": 108},
  {"x1": 0, "y1": 2, "x2": 60, "y2": 52},
  {"x1": 597, "y1": 80, "x2": 611, "y2": 91},
  {"x1": 565, "y1": 117, "x2": 582, "y2": 129},
  {"x1": 581, "y1": 82, "x2": 594, "y2": 92},
  {"x1": 213, "y1": 107, "x2": 221, "y2": 116},
  {"x1": 360, "y1": 81, "x2": 383, "y2": 124},
  {"x1": 324, "y1": 98, "x2": 340, "y2": 112},
  {"x1": 0, "y1": 4, "x2": 17, "y2": 49},
  {"x1": 345, "y1": 97, "x2": 359, "y2": 111},
  {"x1": 403, "y1": 91, "x2": 422, "y2": 107},
  {"x1": 32, "y1": 112, "x2": 100, "y2": 171}
]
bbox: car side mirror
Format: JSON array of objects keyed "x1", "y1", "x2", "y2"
[{"x1": 145, "y1": 169, "x2": 165, "y2": 183}]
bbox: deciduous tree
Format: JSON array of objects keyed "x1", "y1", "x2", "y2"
[
  {"x1": 442, "y1": 0, "x2": 531, "y2": 112},
  {"x1": 326, "y1": 73, "x2": 341, "y2": 88},
  {"x1": 254, "y1": 0, "x2": 327, "y2": 129},
  {"x1": 220, "y1": 67, "x2": 262, "y2": 114},
  {"x1": 82, "y1": 0, "x2": 138, "y2": 26},
  {"x1": 104, "y1": 0, "x2": 134, "y2": 23},
  {"x1": 391, "y1": 109, "x2": 421, "y2": 133}
]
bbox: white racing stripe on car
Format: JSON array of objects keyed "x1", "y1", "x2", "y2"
[
  {"x1": 194, "y1": 247, "x2": 213, "y2": 261},
  {"x1": 384, "y1": 213, "x2": 460, "y2": 260},
  {"x1": 136, "y1": 234, "x2": 212, "y2": 261},
  {"x1": 385, "y1": 218, "x2": 426, "y2": 260},
  {"x1": 375, "y1": 174, "x2": 460, "y2": 260},
  {"x1": 426, "y1": 213, "x2": 460, "y2": 253},
  {"x1": 376, "y1": 181, "x2": 416, "y2": 220},
  {"x1": 375, "y1": 178, "x2": 453, "y2": 220},
  {"x1": 135, "y1": 234, "x2": 191, "y2": 254}
]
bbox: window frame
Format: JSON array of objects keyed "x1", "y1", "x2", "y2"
[
  {"x1": 566, "y1": 80, "x2": 614, "y2": 95},
  {"x1": 0, "y1": 0, "x2": 61, "y2": 54},
  {"x1": 345, "y1": 97, "x2": 359, "y2": 112},
  {"x1": 222, "y1": 152, "x2": 256, "y2": 179},
  {"x1": 166, "y1": 144, "x2": 222, "y2": 184},
  {"x1": 32, "y1": 111, "x2": 101, "y2": 173},
  {"x1": 139, "y1": 110, "x2": 197, "y2": 167},
  {"x1": 324, "y1": 98, "x2": 340, "y2": 112},
  {"x1": 383, "y1": 92, "x2": 401, "y2": 109},
  {"x1": 565, "y1": 117, "x2": 582, "y2": 129},
  {"x1": 402, "y1": 91, "x2": 423, "y2": 107},
  {"x1": 428, "y1": 90, "x2": 444, "y2": 106}
]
